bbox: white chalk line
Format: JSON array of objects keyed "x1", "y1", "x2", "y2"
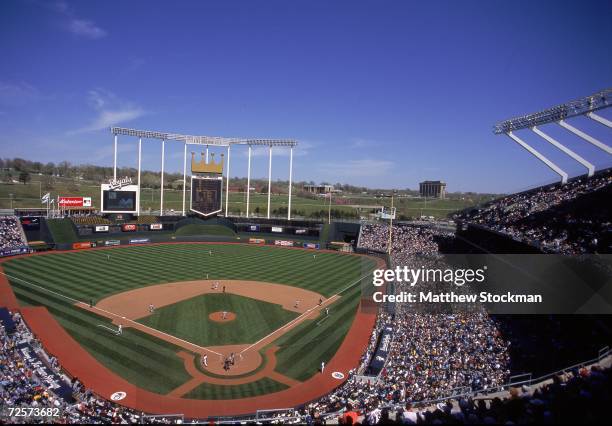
[
  {"x1": 1, "y1": 271, "x2": 223, "y2": 357},
  {"x1": 3, "y1": 265, "x2": 376, "y2": 359},
  {"x1": 239, "y1": 268, "x2": 375, "y2": 354}
]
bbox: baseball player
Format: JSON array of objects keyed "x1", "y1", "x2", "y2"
[
  {"x1": 294, "y1": 299, "x2": 300, "y2": 309},
  {"x1": 321, "y1": 361, "x2": 325, "y2": 373},
  {"x1": 201, "y1": 354, "x2": 208, "y2": 368},
  {"x1": 148, "y1": 304, "x2": 155, "y2": 314},
  {"x1": 117, "y1": 324, "x2": 122, "y2": 336},
  {"x1": 222, "y1": 311, "x2": 228, "y2": 320}
]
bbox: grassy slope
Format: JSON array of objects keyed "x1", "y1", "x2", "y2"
[
  {"x1": 3, "y1": 244, "x2": 375, "y2": 399},
  {"x1": 1, "y1": 179, "x2": 488, "y2": 219},
  {"x1": 46, "y1": 218, "x2": 78, "y2": 244},
  {"x1": 139, "y1": 293, "x2": 298, "y2": 346}
]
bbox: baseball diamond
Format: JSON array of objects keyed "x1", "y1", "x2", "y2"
[{"x1": 0, "y1": 242, "x2": 381, "y2": 415}]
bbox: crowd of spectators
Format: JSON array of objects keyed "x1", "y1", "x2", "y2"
[
  {"x1": 285, "y1": 223, "x2": 511, "y2": 423},
  {"x1": 1, "y1": 310, "x2": 144, "y2": 424},
  {"x1": 1, "y1": 216, "x2": 608, "y2": 424},
  {"x1": 0, "y1": 216, "x2": 27, "y2": 251},
  {"x1": 341, "y1": 364, "x2": 611, "y2": 425},
  {"x1": 358, "y1": 223, "x2": 447, "y2": 257},
  {"x1": 455, "y1": 169, "x2": 612, "y2": 254}
]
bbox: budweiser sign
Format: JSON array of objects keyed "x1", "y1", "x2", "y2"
[
  {"x1": 108, "y1": 176, "x2": 133, "y2": 190},
  {"x1": 59, "y1": 197, "x2": 92, "y2": 207}
]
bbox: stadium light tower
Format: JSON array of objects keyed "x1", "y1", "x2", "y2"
[{"x1": 493, "y1": 88, "x2": 612, "y2": 184}]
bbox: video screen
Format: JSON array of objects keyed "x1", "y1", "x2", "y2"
[{"x1": 102, "y1": 190, "x2": 136, "y2": 212}]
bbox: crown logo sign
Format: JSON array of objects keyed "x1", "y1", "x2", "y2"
[{"x1": 191, "y1": 152, "x2": 224, "y2": 174}]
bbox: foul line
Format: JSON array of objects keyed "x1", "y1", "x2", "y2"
[
  {"x1": 1, "y1": 271, "x2": 223, "y2": 357},
  {"x1": 239, "y1": 268, "x2": 375, "y2": 355},
  {"x1": 3, "y1": 264, "x2": 377, "y2": 358}
]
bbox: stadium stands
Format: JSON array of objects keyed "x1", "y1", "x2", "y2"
[
  {"x1": 455, "y1": 168, "x2": 612, "y2": 254},
  {"x1": 0, "y1": 216, "x2": 28, "y2": 251},
  {"x1": 0, "y1": 310, "x2": 143, "y2": 424}
]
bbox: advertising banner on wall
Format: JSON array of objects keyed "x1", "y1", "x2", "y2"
[
  {"x1": 129, "y1": 238, "x2": 150, "y2": 245},
  {"x1": 303, "y1": 242, "x2": 320, "y2": 249},
  {"x1": 149, "y1": 223, "x2": 163, "y2": 230},
  {"x1": 104, "y1": 240, "x2": 121, "y2": 246},
  {"x1": 274, "y1": 240, "x2": 294, "y2": 247},
  {"x1": 95, "y1": 225, "x2": 109, "y2": 232},
  {"x1": 295, "y1": 229, "x2": 308, "y2": 235},
  {"x1": 248, "y1": 225, "x2": 260, "y2": 232},
  {"x1": 271, "y1": 226, "x2": 283, "y2": 233},
  {"x1": 122, "y1": 224, "x2": 137, "y2": 232},
  {"x1": 0, "y1": 247, "x2": 30, "y2": 258},
  {"x1": 59, "y1": 196, "x2": 92, "y2": 208},
  {"x1": 72, "y1": 242, "x2": 93, "y2": 250},
  {"x1": 249, "y1": 238, "x2": 266, "y2": 245}
]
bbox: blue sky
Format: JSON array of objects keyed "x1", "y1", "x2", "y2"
[{"x1": 1, "y1": 0, "x2": 611, "y2": 193}]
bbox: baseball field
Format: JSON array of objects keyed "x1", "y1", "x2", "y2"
[{"x1": 1, "y1": 243, "x2": 378, "y2": 402}]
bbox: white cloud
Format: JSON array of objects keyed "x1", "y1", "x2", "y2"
[
  {"x1": 52, "y1": 1, "x2": 107, "y2": 39},
  {"x1": 68, "y1": 19, "x2": 107, "y2": 39},
  {"x1": 68, "y1": 89, "x2": 146, "y2": 134},
  {"x1": 0, "y1": 81, "x2": 42, "y2": 106}
]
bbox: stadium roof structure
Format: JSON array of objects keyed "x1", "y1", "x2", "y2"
[
  {"x1": 110, "y1": 126, "x2": 297, "y2": 147},
  {"x1": 494, "y1": 88, "x2": 612, "y2": 134},
  {"x1": 493, "y1": 89, "x2": 612, "y2": 184}
]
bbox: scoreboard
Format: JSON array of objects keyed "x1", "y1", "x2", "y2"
[{"x1": 190, "y1": 176, "x2": 223, "y2": 217}]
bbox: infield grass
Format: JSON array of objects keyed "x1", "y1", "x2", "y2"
[{"x1": 139, "y1": 293, "x2": 298, "y2": 346}]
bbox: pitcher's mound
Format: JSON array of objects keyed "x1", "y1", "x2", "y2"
[{"x1": 209, "y1": 311, "x2": 236, "y2": 323}]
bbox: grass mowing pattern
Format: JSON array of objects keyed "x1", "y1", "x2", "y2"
[
  {"x1": 139, "y1": 293, "x2": 298, "y2": 346},
  {"x1": 3, "y1": 244, "x2": 376, "y2": 398},
  {"x1": 273, "y1": 283, "x2": 364, "y2": 381},
  {"x1": 11, "y1": 282, "x2": 190, "y2": 394},
  {"x1": 183, "y1": 377, "x2": 288, "y2": 400},
  {"x1": 175, "y1": 224, "x2": 236, "y2": 237}
]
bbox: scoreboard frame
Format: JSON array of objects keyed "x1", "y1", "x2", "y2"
[{"x1": 189, "y1": 175, "x2": 224, "y2": 217}]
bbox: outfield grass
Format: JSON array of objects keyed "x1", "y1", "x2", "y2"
[
  {"x1": 273, "y1": 284, "x2": 363, "y2": 381},
  {"x1": 139, "y1": 293, "x2": 298, "y2": 346},
  {"x1": 3, "y1": 243, "x2": 376, "y2": 399}
]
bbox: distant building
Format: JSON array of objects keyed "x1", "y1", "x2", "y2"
[
  {"x1": 419, "y1": 180, "x2": 447, "y2": 199},
  {"x1": 304, "y1": 184, "x2": 335, "y2": 194}
]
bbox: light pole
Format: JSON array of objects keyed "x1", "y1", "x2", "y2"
[
  {"x1": 327, "y1": 191, "x2": 332, "y2": 224},
  {"x1": 387, "y1": 190, "x2": 395, "y2": 255}
]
